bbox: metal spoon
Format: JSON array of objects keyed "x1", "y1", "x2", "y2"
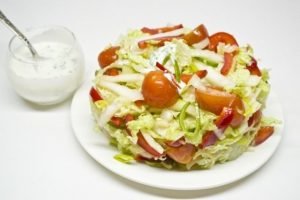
[{"x1": 0, "y1": 10, "x2": 38, "y2": 57}]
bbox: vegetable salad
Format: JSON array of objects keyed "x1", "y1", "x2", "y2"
[{"x1": 89, "y1": 24, "x2": 277, "y2": 170}]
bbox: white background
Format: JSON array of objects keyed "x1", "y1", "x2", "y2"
[{"x1": 0, "y1": 0, "x2": 299, "y2": 199}]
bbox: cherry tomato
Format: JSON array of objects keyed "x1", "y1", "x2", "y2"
[
  {"x1": 166, "y1": 143, "x2": 196, "y2": 164},
  {"x1": 253, "y1": 126, "x2": 274, "y2": 146},
  {"x1": 104, "y1": 68, "x2": 120, "y2": 76},
  {"x1": 137, "y1": 132, "x2": 162, "y2": 157},
  {"x1": 220, "y1": 53, "x2": 234, "y2": 75},
  {"x1": 89, "y1": 87, "x2": 102, "y2": 102},
  {"x1": 195, "y1": 87, "x2": 244, "y2": 127},
  {"x1": 142, "y1": 70, "x2": 179, "y2": 108},
  {"x1": 141, "y1": 24, "x2": 183, "y2": 35},
  {"x1": 183, "y1": 24, "x2": 209, "y2": 46},
  {"x1": 98, "y1": 46, "x2": 120, "y2": 68},
  {"x1": 180, "y1": 70, "x2": 207, "y2": 84},
  {"x1": 208, "y1": 32, "x2": 238, "y2": 52}
]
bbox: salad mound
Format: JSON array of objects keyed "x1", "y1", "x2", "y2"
[{"x1": 89, "y1": 24, "x2": 277, "y2": 170}]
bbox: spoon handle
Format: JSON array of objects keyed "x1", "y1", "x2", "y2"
[{"x1": 0, "y1": 10, "x2": 38, "y2": 57}]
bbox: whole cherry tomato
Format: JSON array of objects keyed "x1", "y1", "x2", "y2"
[
  {"x1": 98, "y1": 46, "x2": 120, "y2": 68},
  {"x1": 142, "y1": 71, "x2": 179, "y2": 108}
]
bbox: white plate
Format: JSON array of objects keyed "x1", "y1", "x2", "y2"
[{"x1": 71, "y1": 80, "x2": 284, "y2": 190}]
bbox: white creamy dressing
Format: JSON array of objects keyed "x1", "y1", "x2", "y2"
[{"x1": 8, "y1": 41, "x2": 84, "y2": 104}]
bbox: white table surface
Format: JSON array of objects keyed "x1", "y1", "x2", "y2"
[{"x1": 0, "y1": 0, "x2": 299, "y2": 199}]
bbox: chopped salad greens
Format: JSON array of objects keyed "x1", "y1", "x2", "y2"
[{"x1": 89, "y1": 24, "x2": 278, "y2": 170}]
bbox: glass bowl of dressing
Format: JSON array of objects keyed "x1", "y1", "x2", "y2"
[{"x1": 6, "y1": 26, "x2": 85, "y2": 105}]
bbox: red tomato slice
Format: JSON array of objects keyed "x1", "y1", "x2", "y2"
[
  {"x1": 141, "y1": 24, "x2": 183, "y2": 35},
  {"x1": 253, "y1": 126, "x2": 274, "y2": 146},
  {"x1": 166, "y1": 143, "x2": 196, "y2": 164},
  {"x1": 208, "y1": 32, "x2": 238, "y2": 52},
  {"x1": 246, "y1": 58, "x2": 262, "y2": 76},
  {"x1": 98, "y1": 46, "x2": 120, "y2": 68},
  {"x1": 138, "y1": 35, "x2": 183, "y2": 49},
  {"x1": 142, "y1": 70, "x2": 179, "y2": 108},
  {"x1": 200, "y1": 131, "x2": 218, "y2": 149},
  {"x1": 89, "y1": 87, "x2": 102, "y2": 102},
  {"x1": 183, "y1": 24, "x2": 209, "y2": 46},
  {"x1": 220, "y1": 53, "x2": 234, "y2": 75},
  {"x1": 137, "y1": 132, "x2": 162, "y2": 157},
  {"x1": 180, "y1": 70, "x2": 207, "y2": 84}
]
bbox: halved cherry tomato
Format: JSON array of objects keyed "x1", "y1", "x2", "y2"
[
  {"x1": 138, "y1": 35, "x2": 183, "y2": 49},
  {"x1": 98, "y1": 46, "x2": 120, "y2": 68},
  {"x1": 246, "y1": 58, "x2": 262, "y2": 76},
  {"x1": 183, "y1": 24, "x2": 209, "y2": 46},
  {"x1": 208, "y1": 32, "x2": 238, "y2": 52},
  {"x1": 195, "y1": 87, "x2": 244, "y2": 115},
  {"x1": 200, "y1": 131, "x2": 218, "y2": 149},
  {"x1": 137, "y1": 132, "x2": 162, "y2": 157},
  {"x1": 104, "y1": 68, "x2": 120, "y2": 76},
  {"x1": 89, "y1": 87, "x2": 102, "y2": 102},
  {"x1": 166, "y1": 143, "x2": 196, "y2": 164},
  {"x1": 195, "y1": 87, "x2": 244, "y2": 127},
  {"x1": 141, "y1": 24, "x2": 183, "y2": 35},
  {"x1": 180, "y1": 70, "x2": 207, "y2": 84},
  {"x1": 220, "y1": 53, "x2": 234, "y2": 75},
  {"x1": 142, "y1": 70, "x2": 179, "y2": 108},
  {"x1": 253, "y1": 126, "x2": 274, "y2": 146},
  {"x1": 248, "y1": 110, "x2": 262, "y2": 127}
]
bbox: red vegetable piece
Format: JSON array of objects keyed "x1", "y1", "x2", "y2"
[
  {"x1": 253, "y1": 126, "x2": 274, "y2": 146},
  {"x1": 166, "y1": 143, "x2": 196, "y2": 164},
  {"x1": 180, "y1": 70, "x2": 207, "y2": 84},
  {"x1": 200, "y1": 131, "x2": 218, "y2": 149},
  {"x1": 248, "y1": 110, "x2": 262, "y2": 127},
  {"x1": 183, "y1": 24, "x2": 209, "y2": 46},
  {"x1": 156, "y1": 62, "x2": 170, "y2": 73},
  {"x1": 104, "y1": 68, "x2": 120, "y2": 76},
  {"x1": 246, "y1": 58, "x2": 262, "y2": 76},
  {"x1": 98, "y1": 46, "x2": 120, "y2": 68},
  {"x1": 221, "y1": 53, "x2": 234, "y2": 75},
  {"x1": 215, "y1": 107, "x2": 234, "y2": 130},
  {"x1": 141, "y1": 24, "x2": 183, "y2": 35},
  {"x1": 137, "y1": 132, "x2": 162, "y2": 157},
  {"x1": 110, "y1": 116, "x2": 124, "y2": 127},
  {"x1": 89, "y1": 87, "x2": 102, "y2": 102},
  {"x1": 208, "y1": 32, "x2": 238, "y2": 52},
  {"x1": 165, "y1": 137, "x2": 185, "y2": 148}
]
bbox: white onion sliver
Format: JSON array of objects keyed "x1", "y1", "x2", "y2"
[
  {"x1": 141, "y1": 132, "x2": 164, "y2": 154},
  {"x1": 204, "y1": 68, "x2": 235, "y2": 89},
  {"x1": 98, "y1": 80, "x2": 144, "y2": 101},
  {"x1": 188, "y1": 74, "x2": 206, "y2": 91},
  {"x1": 214, "y1": 129, "x2": 225, "y2": 140},
  {"x1": 192, "y1": 38, "x2": 209, "y2": 49},
  {"x1": 101, "y1": 74, "x2": 144, "y2": 83},
  {"x1": 246, "y1": 75, "x2": 261, "y2": 87}
]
